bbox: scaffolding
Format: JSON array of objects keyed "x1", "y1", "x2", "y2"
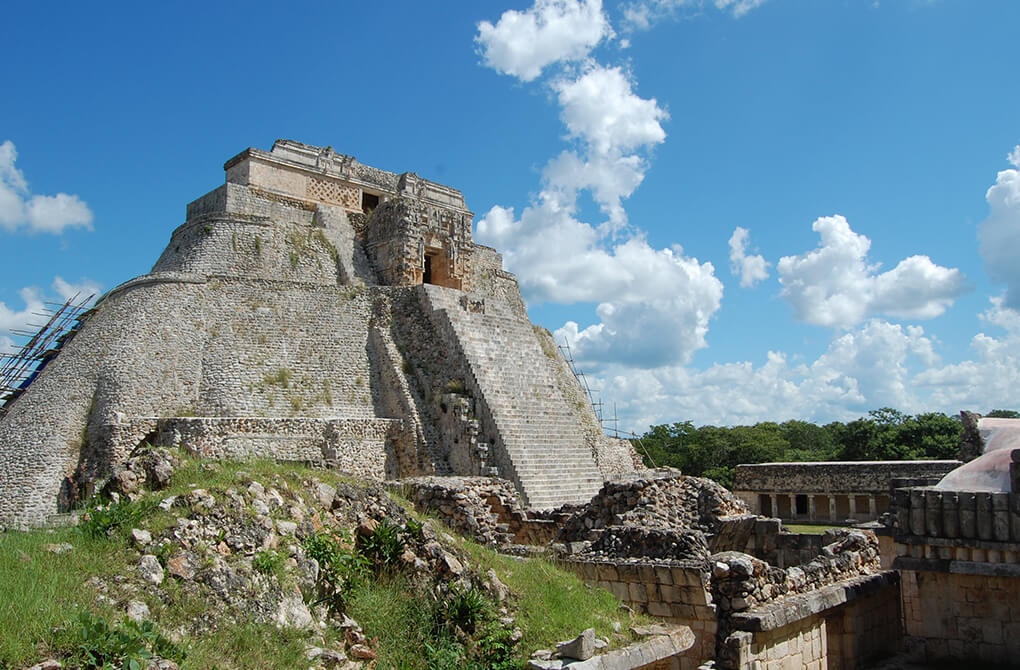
[
  {"x1": 0, "y1": 293, "x2": 94, "y2": 413},
  {"x1": 557, "y1": 341, "x2": 655, "y2": 464},
  {"x1": 558, "y1": 339, "x2": 604, "y2": 428}
]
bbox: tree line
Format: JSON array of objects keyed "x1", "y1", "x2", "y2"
[{"x1": 632, "y1": 408, "x2": 1019, "y2": 489}]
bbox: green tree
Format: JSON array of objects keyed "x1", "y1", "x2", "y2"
[{"x1": 780, "y1": 420, "x2": 838, "y2": 461}]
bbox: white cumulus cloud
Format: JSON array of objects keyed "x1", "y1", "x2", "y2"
[
  {"x1": 621, "y1": 0, "x2": 767, "y2": 31},
  {"x1": 777, "y1": 215, "x2": 968, "y2": 329},
  {"x1": 475, "y1": 0, "x2": 613, "y2": 82},
  {"x1": 478, "y1": 198, "x2": 722, "y2": 369},
  {"x1": 728, "y1": 226, "x2": 769, "y2": 288},
  {"x1": 595, "y1": 318, "x2": 956, "y2": 431},
  {"x1": 978, "y1": 146, "x2": 1020, "y2": 310},
  {"x1": 0, "y1": 140, "x2": 94, "y2": 235},
  {"x1": 554, "y1": 65, "x2": 668, "y2": 156},
  {"x1": 475, "y1": 40, "x2": 696, "y2": 371},
  {"x1": 545, "y1": 64, "x2": 669, "y2": 231}
]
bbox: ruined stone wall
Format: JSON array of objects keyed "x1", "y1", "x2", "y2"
[
  {"x1": 560, "y1": 558, "x2": 718, "y2": 670},
  {"x1": 891, "y1": 477, "x2": 1020, "y2": 665},
  {"x1": 721, "y1": 574, "x2": 900, "y2": 670},
  {"x1": 899, "y1": 570, "x2": 1020, "y2": 664},
  {"x1": 155, "y1": 416, "x2": 402, "y2": 479},
  {"x1": 734, "y1": 460, "x2": 960, "y2": 496}
]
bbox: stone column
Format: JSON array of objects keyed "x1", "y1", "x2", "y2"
[
  {"x1": 788, "y1": 494, "x2": 797, "y2": 519},
  {"x1": 808, "y1": 495, "x2": 817, "y2": 522},
  {"x1": 828, "y1": 496, "x2": 837, "y2": 521},
  {"x1": 849, "y1": 495, "x2": 857, "y2": 518},
  {"x1": 769, "y1": 494, "x2": 778, "y2": 518},
  {"x1": 868, "y1": 495, "x2": 877, "y2": 518}
]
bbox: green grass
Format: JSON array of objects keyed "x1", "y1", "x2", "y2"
[
  {"x1": 783, "y1": 523, "x2": 835, "y2": 535},
  {"x1": 184, "y1": 623, "x2": 310, "y2": 669},
  {"x1": 458, "y1": 539, "x2": 645, "y2": 653},
  {"x1": 0, "y1": 527, "x2": 130, "y2": 665},
  {"x1": 346, "y1": 574, "x2": 442, "y2": 669},
  {"x1": 0, "y1": 452, "x2": 646, "y2": 669}
]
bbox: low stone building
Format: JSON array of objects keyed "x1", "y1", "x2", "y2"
[
  {"x1": 733, "y1": 460, "x2": 960, "y2": 524},
  {"x1": 0, "y1": 140, "x2": 639, "y2": 528}
]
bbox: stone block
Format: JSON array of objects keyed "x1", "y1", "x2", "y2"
[
  {"x1": 976, "y1": 493, "x2": 994, "y2": 541},
  {"x1": 629, "y1": 582, "x2": 649, "y2": 603},
  {"x1": 959, "y1": 493, "x2": 977, "y2": 539},
  {"x1": 925, "y1": 490, "x2": 943, "y2": 536},
  {"x1": 599, "y1": 564, "x2": 619, "y2": 582},
  {"x1": 647, "y1": 600, "x2": 672, "y2": 618},
  {"x1": 655, "y1": 566, "x2": 674, "y2": 585},
  {"x1": 609, "y1": 581, "x2": 629, "y2": 602}
]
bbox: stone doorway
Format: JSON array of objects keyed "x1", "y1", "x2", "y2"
[{"x1": 423, "y1": 247, "x2": 459, "y2": 289}]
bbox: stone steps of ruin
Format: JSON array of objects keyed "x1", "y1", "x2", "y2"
[{"x1": 423, "y1": 284, "x2": 603, "y2": 509}]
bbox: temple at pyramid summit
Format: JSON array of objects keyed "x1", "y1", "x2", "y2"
[{"x1": 0, "y1": 140, "x2": 639, "y2": 528}]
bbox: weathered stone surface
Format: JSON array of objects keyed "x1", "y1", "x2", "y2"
[
  {"x1": 126, "y1": 599, "x2": 150, "y2": 623},
  {"x1": 138, "y1": 554, "x2": 164, "y2": 585},
  {"x1": 274, "y1": 593, "x2": 313, "y2": 630},
  {"x1": 556, "y1": 628, "x2": 596, "y2": 661}
]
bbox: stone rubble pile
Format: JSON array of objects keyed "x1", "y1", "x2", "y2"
[
  {"x1": 587, "y1": 526, "x2": 710, "y2": 563},
  {"x1": 75, "y1": 447, "x2": 520, "y2": 670},
  {"x1": 557, "y1": 469, "x2": 750, "y2": 545},
  {"x1": 397, "y1": 476, "x2": 527, "y2": 546},
  {"x1": 710, "y1": 528, "x2": 881, "y2": 614}
]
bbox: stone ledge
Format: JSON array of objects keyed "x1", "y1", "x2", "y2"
[
  {"x1": 528, "y1": 627, "x2": 695, "y2": 670},
  {"x1": 893, "y1": 533, "x2": 1020, "y2": 552},
  {"x1": 728, "y1": 571, "x2": 899, "y2": 633},
  {"x1": 99, "y1": 272, "x2": 208, "y2": 304},
  {"x1": 893, "y1": 555, "x2": 1020, "y2": 577}
]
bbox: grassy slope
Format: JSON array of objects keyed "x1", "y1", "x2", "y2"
[{"x1": 0, "y1": 454, "x2": 644, "y2": 669}]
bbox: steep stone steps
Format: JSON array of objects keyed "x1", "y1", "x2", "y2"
[{"x1": 422, "y1": 285, "x2": 603, "y2": 509}]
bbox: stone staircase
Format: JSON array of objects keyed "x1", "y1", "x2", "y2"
[{"x1": 422, "y1": 285, "x2": 603, "y2": 509}]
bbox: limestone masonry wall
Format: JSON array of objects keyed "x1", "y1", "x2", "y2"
[{"x1": 890, "y1": 456, "x2": 1020, "y2": 665}]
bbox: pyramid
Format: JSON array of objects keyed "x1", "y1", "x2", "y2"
[{"x1": 0, "y1": 140, "x2": 639, "y2": 527}]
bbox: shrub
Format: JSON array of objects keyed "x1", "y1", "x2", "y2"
[
  {"x1": 437, "y1": 586, "x2": 487, "y2": 634},
  {"x1": 77, "y1": 499, "x2": 154, "y2": 541},
  {"x1": 443, "y1": 379, "x2": 466, "y2": 395},
  {"x1": 359, "y1": 519, "x2": 406, "y2": 568},
  {"x1": 252, "y1": 550, "x2": 281, "y2": 576},
  {"x1": 301, "y1": 531, "x2": 369, "y2": 612},
  {"x1": 71, "y1": 612, "x2": 184, "y2": 670}
]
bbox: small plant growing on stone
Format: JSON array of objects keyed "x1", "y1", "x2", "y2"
[
  {"x1": 443, "y1": 379, "x2": 466, "y2": 395},
  {"x1": 263, "y1": 368, "x2": 293, "y2": 389},
  {"x1": 302, "y1": 530, "x2": 369, "y2": 613},
  {"x1": 359, "y1": 519, "x2": 406, "y2": 568},
  {"x1": 437, "y1": 585, "x2": 487, "y2": 634},
  {"x1": 252, "y1": 549, "x2": 282, "y2": 576},
  {"x1": 405, "y1": 517, "x2": 424, "y2": 542},
  {"x1": 77, "y1": 498, "x2": 155, "y2": 540}
]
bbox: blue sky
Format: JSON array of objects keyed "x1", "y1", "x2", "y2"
[{"x1": 2, "y1": 0, "x2": 1019, "y2": 433}]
